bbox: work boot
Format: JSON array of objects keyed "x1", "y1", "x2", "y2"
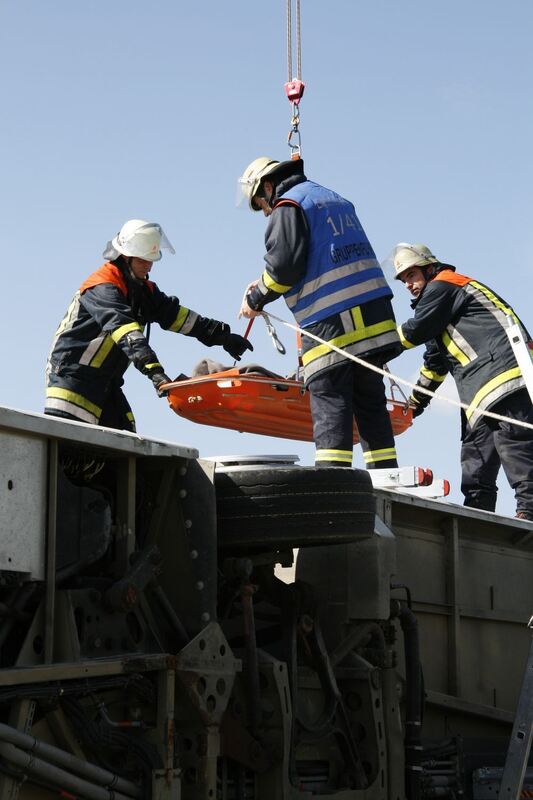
[{"x1": 515, "y1": 510, "x2": 533, "y2": 522}]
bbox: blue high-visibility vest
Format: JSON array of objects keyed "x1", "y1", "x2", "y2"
[{"x1": 280, "y1": 181, "x2": 392, "y2": 327}]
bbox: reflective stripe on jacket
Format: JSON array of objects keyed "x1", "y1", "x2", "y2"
[
  {"x1": 279, "y1": 181, "x2": 392, "y2": 326},
  {"x1": 250, "y1": 176, "x2": 400, "y2": 383},
  {"x1": 46, "y1": 262, "x2": 199, "y2": 380},
  {"x1": 399, "y1": 269, "x2": 530, "y2": 427},
  {"x1": 45, "y1": 261, "x2": 204, "y2": 423},
  {"x1": 301, "y1": 299, "x2": 400, "y2": 383}
]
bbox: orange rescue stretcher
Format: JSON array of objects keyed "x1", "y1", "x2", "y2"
[{"x1": 165, "y1": 367, "x2": 413, "y2": 444}]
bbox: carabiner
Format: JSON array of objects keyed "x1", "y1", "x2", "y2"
[
  {"x1": 263, "y1": 314, "x2": 286, "y2": 355},
  {"x1": 287, "y1": 121, "x2": 301, "y2": 159}
]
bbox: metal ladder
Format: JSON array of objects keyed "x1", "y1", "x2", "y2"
[{"x1": 499, "y1": 616, "x2": 533, "y2": 800}]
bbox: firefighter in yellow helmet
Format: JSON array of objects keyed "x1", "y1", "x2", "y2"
[
  {"x1": 45, "y1": 219, "x2": 252, "y2": 431},
  {"x1": 392, "y1": 242, "x2": 533, "y2": 519},
  {"x1": 237, "y1": 157, "x2": 402, "y2": 470}
]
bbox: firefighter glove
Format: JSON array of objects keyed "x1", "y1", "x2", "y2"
[
  {"x1": 409, "y1": 395, "x2": 427, "y2": 418},
  {"x1": 223, "y1": 333, "x2": 254, "y2": 361},
  {"x1": 149, "y1": 371, "x2": 172, "y2": 397}
]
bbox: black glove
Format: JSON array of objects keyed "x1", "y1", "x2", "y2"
[
  {"x1": 409, "y1": 395, "x2": 427, "y2": 418},
  {"x1": 149, "y1": 371, "x2": 171, "y2": 398},
  {"x1": 223, "y1": 333, "x2": 254, "y2": 361}
]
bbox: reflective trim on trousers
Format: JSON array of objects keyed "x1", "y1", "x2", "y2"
[
  {"x1": 363, "y1": 447, "x2": 397, "y2": 464},
  {"x1": 315, "y1": 448, "x2": 352, "y2": 464}
]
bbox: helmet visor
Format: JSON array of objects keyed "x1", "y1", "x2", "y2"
[
  {"x1": 157, "y1": 226, "x2": 175, "y2": 256},
  {"x1": 235, "y1": 174, "x2": 257, "y2": 210},
  {"x1": 116, "y1": 223, "x2": 176, "y2": 261},
  {"x1": 380, "y1": 243, "x2": 413, "y2": 279},
  {"x1": 381, "y1": 242, "x2": 437, "y2": 280}
]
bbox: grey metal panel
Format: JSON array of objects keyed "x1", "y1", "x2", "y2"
[
  {"x1": 0, "y1": 405, "x2": 198, "y2": 460},
  {"x1": 383, "y1": 486, "x2": 533, "y2": 735},
  {"x1": 393, "y1": 528, "x2": 448, "y2": 605},
  {"x1": 376, "y1": 488, "x2": 533, "y2": 533},
  {"x1": 347, "y1": 515, "x2": 397, "y2": 620},
  {"x1": 0, "y1": 431, "x2": 46, "y2": 578},
  {"x1": 460, "y1": 616, "x2": 530, "y2": 710},
  {"x1": 458, "y1": 538, "x2": 533, "y2": 611},
  {"x1": 414, "y1": 613, "x2": 450, "y2": 693}
]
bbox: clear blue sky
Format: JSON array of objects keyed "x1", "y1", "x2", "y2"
[{"x1": 2, "y1": 0, "x2": 532, "y2": 517}]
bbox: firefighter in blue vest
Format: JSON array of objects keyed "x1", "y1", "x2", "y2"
[
  {"x1": 391, "y1": 242, "x2": 533, "y2": 519},
  {"x1": 237, "y1": 157, "x2": 402, "y2": 469},
  {"x1": 45, "y1": 219, "x2": 252, "y2": 431}
]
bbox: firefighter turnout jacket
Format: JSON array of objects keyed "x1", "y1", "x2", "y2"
[
  {"x1": 398, "y1": 267, "x2": 531, "y2": 428},
  {"x1": 46, "y1": 260, "x2": 234, "y2": 426},
  {"x1": 246, "y1": 174, "x2": 401, "y2": 383}
]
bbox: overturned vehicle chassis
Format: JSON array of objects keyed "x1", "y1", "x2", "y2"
[{"x1": 0, "y1": 406, "x2": 531, "y2": 800}]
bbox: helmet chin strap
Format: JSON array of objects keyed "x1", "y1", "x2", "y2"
[{"x1": 123, "y1": 256, "x2": 148, "y2": 283}]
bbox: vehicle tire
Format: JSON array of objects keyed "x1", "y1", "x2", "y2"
[{"x1": 215, "y1": 466, "x2": 375, "y2": 550}]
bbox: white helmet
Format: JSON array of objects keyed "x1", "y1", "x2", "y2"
[
  {"x1": 382, "y1": 242, "x2": 439, "y2": 280},
  {"x1": 103, "y1": 219, "x2": 175, "y2": 262},
  {"x1": 236, "y1": 157, "x2": 281, "y2": 211}
]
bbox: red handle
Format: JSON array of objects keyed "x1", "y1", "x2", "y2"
[{"x1": 243, "y1": 318, "x2": 255, "y2": 339}]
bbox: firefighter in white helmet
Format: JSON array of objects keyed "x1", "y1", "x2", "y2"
[
  {"x1": 390, "y1": 241, "x2": 533, "y2": 520},
  {"x1": 237, "y1": 157, "x2": 402, "y2": 470},
  {"x1": 45, "y1": 219, "x2": 252, "y2": 431}
]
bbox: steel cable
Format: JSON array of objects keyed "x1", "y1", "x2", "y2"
[
  {"x1": 295, "y1": 0, "x2": 302, "y2": 80},
  {"x1": 286, "y1": 0, "x2": 292, "y2": 81},
  {"x1": 287, "y1": 0, "x2": 302, "y2": 82}
]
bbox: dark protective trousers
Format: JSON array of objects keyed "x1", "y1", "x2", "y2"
[
  {"x1": 461, "y1": 389, "x2": 533, "y2": 515},
  {"x1": 45, "y1": 381, "x2": 136, "y2": 433},
  {"x1": 308, "y1": 359, "x2": 398, "y2": 469}
]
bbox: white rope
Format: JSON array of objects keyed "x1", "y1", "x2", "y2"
[{"x1": 260, "y1": 311, "x2": 533, "y2": 432}]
